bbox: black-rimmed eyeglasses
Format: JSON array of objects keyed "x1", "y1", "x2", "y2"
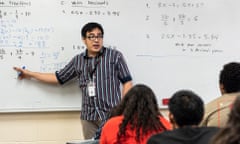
[{"x1": 86, "y1": 35, "x2": 103, "y2": 41}]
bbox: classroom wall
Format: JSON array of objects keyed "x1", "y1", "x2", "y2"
[
  {"x1": 0, "y1": 112, "x2": 83, "y2": 144},
  {"x1": 0, "y1": 110, "x2": 169, "y2": 144}
]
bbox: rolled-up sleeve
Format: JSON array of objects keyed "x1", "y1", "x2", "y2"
[
  {"x1": 55, "y1": 56, "x2": 78, "y2": 85},
  {"x1": 116, "y1": 52, "x2": 132, "y2": 84}
]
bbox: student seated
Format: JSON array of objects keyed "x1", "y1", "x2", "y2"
[
  {"x1": 202, "y1": 62, "x2": 240, "y2": 127},
  {"x1": 99, "y1": 84, "x2": 171, "y2": 144},
  {"x1": 147, "y1": 90, "x2": 219, "y2": 144},
  {"x1": 210, "y1": 95, "x2": 240, "y2": 144}
]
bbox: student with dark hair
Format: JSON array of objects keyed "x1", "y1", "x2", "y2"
[
  {"x1": 210, "y1": 96, "x2": 240, "y2": 144},
  {"x1": 100, "y1": 84, "x2": 171, "y2": 144},
  {"x1": 202, "y1": 62, "x2": 240, "y2": 127},
  {"x1": 13, "y1": 22, "x2": 133, "y2": 139},
  {"x1": 147, "y1": 90, "x2": 219, "y2": 144}
]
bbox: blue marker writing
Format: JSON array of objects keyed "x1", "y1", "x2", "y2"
[{"x1": 18, "y1": 66, "x2": 26, "y2": 77}]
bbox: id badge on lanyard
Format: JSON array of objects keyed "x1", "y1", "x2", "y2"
[
  {"x1": 87, "y1": 77, "x2": 96, "y2": 97},
  {"x1": 87, "y1": 56, "x2": 100, "y2": 97}
]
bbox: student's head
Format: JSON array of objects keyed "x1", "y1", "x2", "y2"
[
  {"x1": 168, "y1": 90, "x2": 204, "y2": 128},
  {"x1": 112, "y1": 84, "x2": 167, "y2": 142},
  {"x1": 116, "y1": 84, "x2": 160, "y2": 117},
  {"x1": 81, "y1": 22, "x2": 104, "y2": 57},
  {"x1": 219, "y1": 62, "x2": 240, "y2": 94}
]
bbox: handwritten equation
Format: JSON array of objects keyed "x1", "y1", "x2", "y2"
[
  {"x1": 0, "y1": 19, "x2": 54, "y2": 49},
  {"x1": 157, "y1": 2, "x2": 204, "y2": 8},
  {"x1": 160, "y1": 14, "x2": 198, "y2": 26},
  {"x1": 0, "y1": 48, "x2": 35, "y2": 60},
  {"x1": 39, "y1": 50, "x2": 68, "y2": 72},
  {"x1": 159, "y1": 33, "x2": 219, "y2": 40},
  {"x1": 0, "y1": 10, "x2": 31, "y2": 19},
  {"x1": 67, "y1": 10, "x2": 120, "y2": 16}
]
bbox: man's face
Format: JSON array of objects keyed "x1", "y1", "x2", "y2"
[{"x1": 83, "y1": 28, "x2": 103, "y2": 57}]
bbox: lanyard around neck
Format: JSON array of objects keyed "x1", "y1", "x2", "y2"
[
  {"x1": 86, "y1": 48, "x2": 104, "y2": 79},
  {"x1": 88, "y1": 57, "x2": 101, "y2": 79}
]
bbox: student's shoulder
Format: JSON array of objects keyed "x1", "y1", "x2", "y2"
[
  {"x1": 200, "y1": 126, "x2": 220, "y2": 133},
  {"x1": 206, "y1": 93, "x2": 239, "y2": 106},
  {"x1": 104, "y1": 115, "x2": 124, "y2": 127},
  {"x1": 205, "y1": 93, "x2": 238, "y2": 114},
  {"x1": 147, "y1": 130, "x2": 173, "y2": 144}
]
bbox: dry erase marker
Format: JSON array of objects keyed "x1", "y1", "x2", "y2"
[{"x1": 18, "y1": 66, "x2": 26, "y2": 77}]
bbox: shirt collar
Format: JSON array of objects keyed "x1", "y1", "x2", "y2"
[{"x1": 84, "y1": 47, "x2": 105, "y2": 59}]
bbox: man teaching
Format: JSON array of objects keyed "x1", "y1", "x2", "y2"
[{"x1": 13, "y1": 22, "x2": 133, "y2": 139}]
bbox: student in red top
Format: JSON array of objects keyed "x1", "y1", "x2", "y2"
[{"x1": 100, "y1": 84, "x2": 171, "y2": 144}]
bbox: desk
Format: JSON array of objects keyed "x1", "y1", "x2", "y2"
[{"x1": 66, "y1": 139, "x2": 99, "y2": 144}]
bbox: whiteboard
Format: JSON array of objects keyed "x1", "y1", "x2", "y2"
[{"x1": 1, "y1": 0, "x2": 240, "y2": 112}]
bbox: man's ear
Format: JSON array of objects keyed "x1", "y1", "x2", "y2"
[
  {"x1": 169, "y1": 112, "x2": 178, "y2": 129},
  {"x1": 168, "y1": 112, "x2": 174, "y2": 123},
  {"x1": 82, "y1": 38, "x2": 86, "y2": 44},
  {"x1": 168, "y1": 113, "x2": 175, "y2": 124},
  {"x1": 220, "y1": 83, "x2": 225, "y2": 94}
]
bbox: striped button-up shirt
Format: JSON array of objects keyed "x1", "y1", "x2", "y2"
[{"x1": 56, "y1": 47, "x2": 132, "y2": 120}]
